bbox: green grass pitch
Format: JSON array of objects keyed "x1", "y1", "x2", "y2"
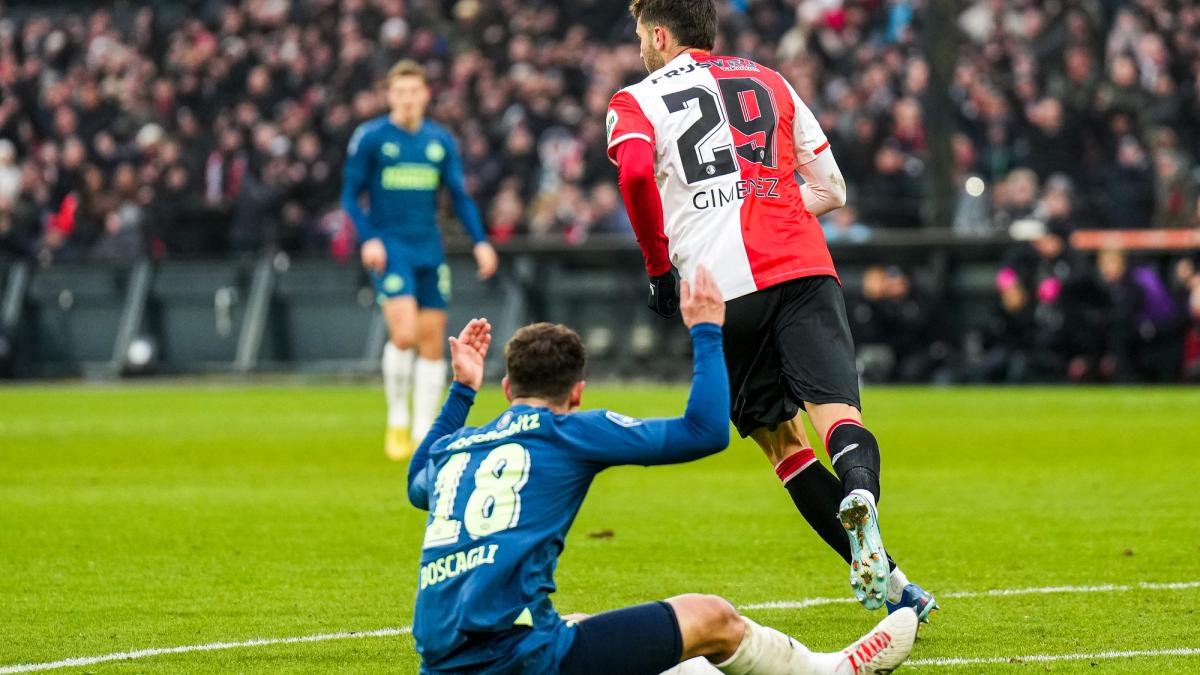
[{"x1": 2, "y1": 384, "x2": 1199, "y2": 673}]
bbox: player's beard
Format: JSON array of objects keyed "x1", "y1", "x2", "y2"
[{"x1": 642, "y1": 45, "x2": 665, "y2": 73}]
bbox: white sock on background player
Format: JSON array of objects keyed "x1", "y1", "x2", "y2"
[
  {"x1": 382, "y1": 343, "x2": 415, "y2": 429},
  {"x1": 411, "y1": 356, "x2": 448, "y2": 442},
  {"x1": 887, "y1": 566, "x2": 910, "y2": 604}
]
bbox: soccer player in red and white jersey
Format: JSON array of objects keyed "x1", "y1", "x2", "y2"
[{"x1": 608, "y1": 0, "x2": 937, "y2": 622}]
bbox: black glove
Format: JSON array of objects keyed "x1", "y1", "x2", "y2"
[{"x1": 647, "y1": 270, "x2": 680, "y2": 318}]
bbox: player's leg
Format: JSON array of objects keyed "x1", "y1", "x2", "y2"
[
  {"x1": 751, "y1": 417, "x2": 853, "y2": 566},
  {"x1": 773, "y1": 277, "x2": 934, "y2": 617},
  {"x1": 750, "y1": 417, "x2": 925, "y2": 617},
  {"x1": 769, "y1": 277, "x2": 889, "y2": 608},
  {"x1": 806, "y1": 398, "x2": 936, "y2": 619},
  {"x1": 558, "y1": 594, "x2": 918, "y2": 675},
  {"x1": 805, "y1": 403, "x2": 878, "y2": 503},
  {"x1": 409, "y1": 263, "x2": 451, "y2": 445},
  {"x1": 381, "y1": 296, "x2": 418, "y2": 460},
  {"x1": 724, "y1": 288, "x2": 859, "y2": 566},
  {"x1": 411, "y1": 308, "x2": 448, "y2": 443},
  {"x1": 375, "y1": 244, "x2": 420, "y2": 461}
]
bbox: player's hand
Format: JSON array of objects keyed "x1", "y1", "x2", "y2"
[
  {"x1": 680, "y1": 265, "x2": 725, "y2": 328},
  {"x1": 361, "y1": 239, "x2": 387, "y2": 275},
  {"x1": 647, "y1": 270, "x2": 679, "y2": 318},
  {"x1": 448, "y1": 317, "x2": 492, "y2": 391},
  {"x1": 474, "y1": 242, "x2": 498, "y2": 280}
]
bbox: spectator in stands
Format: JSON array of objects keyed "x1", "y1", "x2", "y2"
[
  {"x1": 999, "y1": 222, "x2": 1104, "y2": 381},
  {"x1": 1152, "y1": 150, "x2": 1196, "y2": 229},
  {"x1": 992, "y1": 169, "x2": 1039, "y2": 232},
  {"x1": 1103, "y1": 249, "x2": 1185, "y2": 382},
  {"x1": 849, "y1": 266, "x2": 938, "y2": 383},
  {"x1": 858, "y1": 142, "x2": 922, "y2": 229},
  {"x1": 979, "y1": 267, "x2": 1037, "y2": 383},
  {"x1": 1022, "y1": 97, "x2": 1082, "y2": 185},
  {"x1": 1174, "y1": 258, "x2": 1200, "y2": 382},
  {"x1": 0, "y1": 140, "x2": 20, "y2": 203},
  {"x1": 1097, "y1": 137, "x2": 1157, "y2": 230},
  {"x1": 822, "y1": 205, "x2": 870, "y2": 244}
]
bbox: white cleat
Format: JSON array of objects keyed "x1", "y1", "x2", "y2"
[
  {"x1": 831, "y1": 607, "x2": 918, "y2": 674},
  {"x1": 840, "y1": 490, "x2": 890, "y2": 610}
]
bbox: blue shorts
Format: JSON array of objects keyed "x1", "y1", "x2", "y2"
[{"x1": 372, "y1": 238, "x2": 450, "y2": 309}]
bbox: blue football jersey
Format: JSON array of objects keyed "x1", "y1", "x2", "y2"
[
  {"x1": 341, "y1": 116, "x2": 485, "y2": 265},
  {"x1": 407, "y1": 324, "x2": 729, "y2": 673}
]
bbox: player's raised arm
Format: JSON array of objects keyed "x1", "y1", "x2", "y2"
[
  {"x1": 662, "y1": 265, "x2": 730, "y2": 456},
  {"x1": 406, "y1": 318, "x2": 492, "y2": 509},
  {"x1": 569, "y1": 266, "x2": 729, "y2": 468}
]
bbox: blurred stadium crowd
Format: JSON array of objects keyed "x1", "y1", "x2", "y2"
[{"x1": 0, "y1": 0, "x2": 1198, "y2": 382}]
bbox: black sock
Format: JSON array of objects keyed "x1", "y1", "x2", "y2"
[
  {"x1": 826, "y1": 421, "x2": 882, "y2": 502},
  {"x1": 777, "y1": 450, "x2": 852, "y2": 563}
]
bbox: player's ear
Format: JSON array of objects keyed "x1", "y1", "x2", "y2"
[
  {"x1": 653, "y1": 25, "x2": 670, "y2": 52},
  {"x1": 502, "y1": 376, "x2": 513, "y2": 402},
  {"x1": 568, "y1": 380, "x2": 586, "y2": 411}
]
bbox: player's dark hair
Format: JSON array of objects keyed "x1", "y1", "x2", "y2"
[
  {"x1": 629, "y1": 0, "x2": 717, "y2": 51},
  {"x1": 504, "y1": 323, "x2": 587, "y2": 403}
]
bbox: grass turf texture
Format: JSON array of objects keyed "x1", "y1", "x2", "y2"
[{"x1": 1, "y1": 384, "x2": 1198, "y2": 673}]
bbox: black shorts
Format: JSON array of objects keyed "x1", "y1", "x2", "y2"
[
  {"x1": 558, "y1": 602, "x2": 682, "y2": 675},
  {"x1": 724, "y1": 275, "x2": 861, "y2": 437}
]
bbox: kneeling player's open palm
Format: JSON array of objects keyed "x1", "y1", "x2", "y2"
[
  {"x1": 680, "y1": 265, "x2": 725, "y2": 328},
  {"x1": 449, "y1": 318, "x2": 491, "y2": 391}
]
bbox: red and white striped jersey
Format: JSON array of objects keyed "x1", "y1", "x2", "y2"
[{"x1": 607, "y1": 52, "x2": 836, "y2": 301}]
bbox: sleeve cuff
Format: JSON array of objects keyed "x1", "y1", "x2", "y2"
[
  {"x1": 606, "y1": 132, "x2": 654, "y2": 166},
  {"x1": 689, "y1": 323, "x2": 723, "y2": 338},
  {"x1": 449, "y1": 381, "x2": 478, "y2": 401},
  {"x1": 797, "y1": 139, "x2": 831, "y2": 166}
]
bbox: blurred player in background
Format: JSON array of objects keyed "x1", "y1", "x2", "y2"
[
  {"x1": 608, "y1": 0, "x2": 936, "y2": 619},
  {"x1": 406, "y1": 267, "x2": 918, "y2": 675},
  {"x1": 342, "y1": 60, "x2": 498, "y2": 461}
]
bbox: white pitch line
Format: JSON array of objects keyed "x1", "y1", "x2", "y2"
[
  {"x1": 0, "y1": 627, "x2": 410, "y2": 674},
  {"x1": 739, "y1": 579, "x2": 1200, "y2": 610},
  {"x1": 909, "y1": 647, "x2": 1200, "y2": 667},
  {"x1": 4, "y1": 580, "x2": 1199, "y2": 673}
]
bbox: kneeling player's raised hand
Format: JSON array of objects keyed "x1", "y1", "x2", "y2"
[
  {"x1": 449, "y1": 318, "x2": 492, "y2": 391},
  {"x1": 680, "y1": 266, "x2": 725, "y2": 328}
]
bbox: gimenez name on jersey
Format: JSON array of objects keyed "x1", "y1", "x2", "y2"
[{"x1": 693, "y1": 176, "x2": 781, "y2": 210}]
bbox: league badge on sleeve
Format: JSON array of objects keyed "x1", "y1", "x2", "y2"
[
  {"x1": 606, "y1": 109, "x2": 619, "y2": 144},
  {"x1": 605, "y1": 410, "x2": 643, "y2": 428}
]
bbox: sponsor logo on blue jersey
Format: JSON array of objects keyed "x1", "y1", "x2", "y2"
[{"x1": 605, "y1": 411, "x2": 643, "y2": 428}]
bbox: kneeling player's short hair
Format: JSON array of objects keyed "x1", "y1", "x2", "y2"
[
  {"x1": 504, "y1": 323, "x2": 586, "y2": 403},
  {"x1": 388, "y1": 60, "x2": 426, "y2": 84},
  {"x1": 629, "y1": 0, "x2": 717, "y2": 51}
]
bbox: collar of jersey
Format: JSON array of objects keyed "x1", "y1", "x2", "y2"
[
  {"x1": 386, "y1": 117, "x2": 425, "y2": 136},
  {"x1": 650, "y1": 50, "x2": 699, "y2": 78}
]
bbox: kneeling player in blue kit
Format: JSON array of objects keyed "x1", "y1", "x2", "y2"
[{"x1": 407, "y1": 267, "x2": 918, "y2": 675}]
